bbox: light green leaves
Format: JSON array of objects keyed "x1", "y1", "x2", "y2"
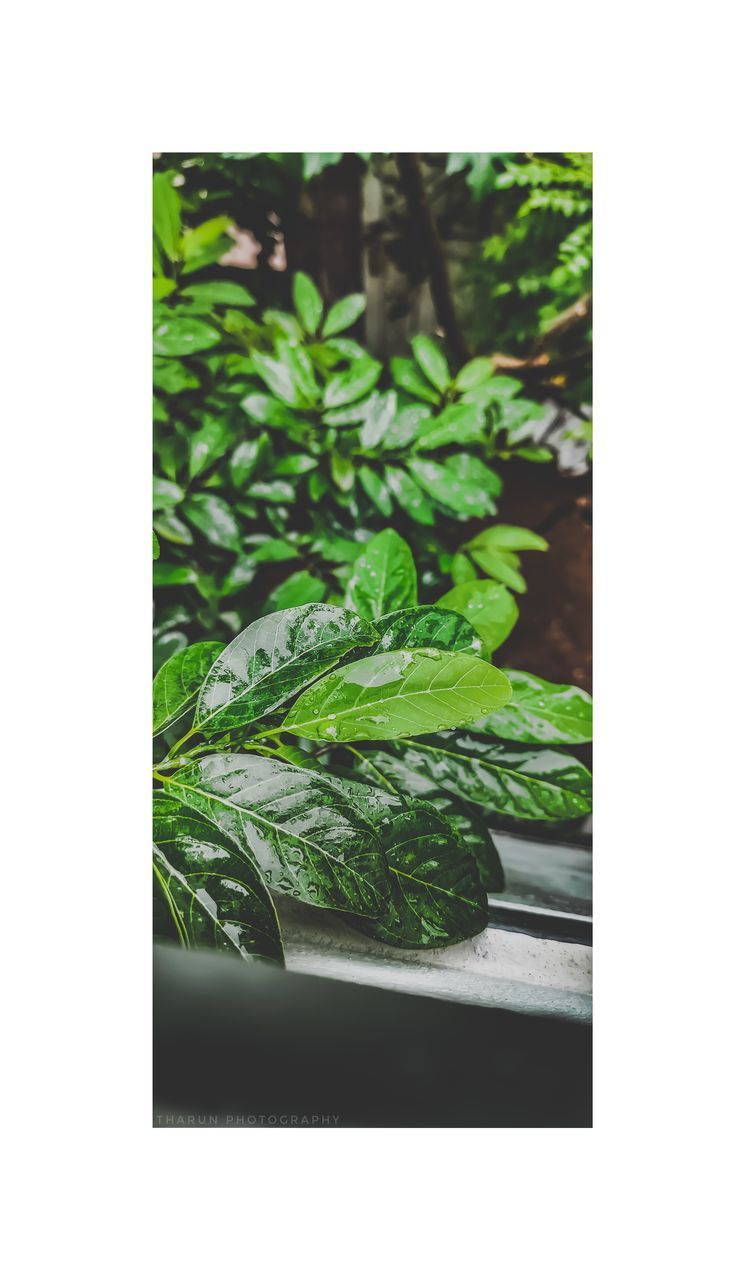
[
  {"x1": 474, "y1": 670, "x2": 593, "y2": 744},
  {"x1": 322, "y1": 293, "x2": 367, "y2": 337},
  {"x1": 411, "y1": 335, "x2": 451, "y2": 394},
  {"x1": 165, "y1": 754, "x2": 389, "y2": 916},
  {"x1": 437, "y1": 580, "x2": 518, "y2": 653},
  {"x1": 380, "y1": 734, "x2": 592, "y2": 821},
  {"x1": 344, "y1": 529, "x2": 417, "y2": 620},
  {"x1": 194, "y1": 603, "x2": 379, "y2": 731},
  {"x1": 348, "y1": 806, "x2": 488, "y2": 949},
  {"x1": 281, "y1": 648, "x2": 512, "y2": 742},
  {"x1": 454, "y1": 356, "x2": 493, "y2": 392},
  {"x1": 153, "y1": 641, "x2": 224, "y2": 734},
  {"x1": 180, "y1": 280, "x2": 256, "y2": 308},
  {"x1": 293, "y1": 272, "x2": 324, "y2": 335},
  {"x1": 153, "y1": 314, "x2": 221, "y2": 357},
  {"x1": 460, "y1": 525, "x2": 548, "y2": 593},
  {"x1": 153, "y1": 172, "x2": 181, "y2": 264},
  {"x1": 153, "y1": 795, "x2": 283, "y2": 963}
]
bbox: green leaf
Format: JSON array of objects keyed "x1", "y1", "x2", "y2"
[
  {"x1": 451, "y1": 552, "x2": 477, "y2": 584},
  {"x1": 153, "y1": 562, "x2": 198, "y2": 587},
  {"x1": 230, "y1": 435, "x2": 269, "y2": 488},
  {"x1": 358, "y1": 465, "x2": 393, "y2": 517},
  {"x1": 153, "y1": 358, "x2": 199, "y2": 395},
  {"x1": 153, "y1": 510, "x2": 194, "y2": 546},
  {"x1": 194, "y1": 603, "x2": 379, "y2": 732},
  {"x1": 372, "y1": 606, "x2": 485, "y2": 658},
  {"x1": 248, "y1": 537, "x2": 301, "y2": 564},
  {"x1": 376, "y1": 734, "x2": 592, "y2": 822},
  {"x1": 322, "y1": 292, "x2": 367, "y2": 337},
  {"x1": 411, "y1": 335, "x2": 451, "y2": 393},
  {"x1": 390, "y1": 357, "x2": 441, "y2": 405},
  {"x1": 469, "y1": 547, "x2": 527, "y2": 593},
  {"x1": 164, "y1": 754, "x2": 389, "y2": 916},
  {"x1": 152, "y1": 531, "x2": 160, "y2": 560},
  {"x1": 412, "y1": 402, "x2": 486, "y2": 452},
  {"x1": 273, "y1": 453, "x2": 317, "y2": 476},
  {"x1": 261, "y1": 571, "x2": 327, "y2": 614},
  {"x1": 251, "y1": 353, "x2": 304, "y2": 407},
  {"x1": 180, "y1": 280, "x2": 256, "y2": 308},
  {"x1": 359, "y1": 390, "x2": 397, "y2": 449},
  {"x1": 330, "y1": 453, "x2": 355, "y2": 492},
  {"x1": 468, "y1": 524, "x2": 548, "y2": 553},
  {"x1": 344, "y1": 529, "x2": 417, "y2": 620},
  {"x1": 473, "y1": 670, "x2": 593, "y2": 744},
  {"x1": 182, "y1": 494, "x2": 241, "y2": 551},
  {"x1": 323, "y1": 355, "x2": 382, "y2": 409},
  {"x1": 282, "y1": 648, "x2": 512, "y2": 742},
  {"x1": 188, "y1": 416, "x2": 230, "y2": 481},
  {"x1": 153, "y1": 276, "x2": 177, "y2": 302},
  {"x1": 384, "y1": 467, "x2": 436, "y2": 525},
  {"x1": 153, "y1": 172, "x2": 181, "y2": 264},
  {"x1": 454, "y1": 357, "x2": 494, "y2": 392},
  {"x1": 153, "y1": 315, "x2": 221, "y2": 357},
  {"x1": 220, "y1": 554, "x2": 258, "y2": 597},
  {"x1": 153, "y1": 641, "x2": 224, "y2": 734},
  {"x1": 382, "y1": 404, "x2": 433, "y2": 450},
  {"x1": 153, "y1": 476, "x2": 184, "y2": 509},
  {"x1": 153, "y1": 795, "x2": 283, "y2": 963},
  {"x1": 408, "y1": 454, "x2": 500, "y2": 517},
  {"x1": 293, "y1": 272, "x2": 324, "y2": 335},
  {"x1": 437, "y1": 580, "x2": 519, "y2": 653},
  {"x1": 247, "y1": 479, "x2": 296, "y2": 504},
  {"x1": 347, "y1": 806, "x2": 487, "y2": 949},
  {"x1": 240, "y1": 392, "x2": 309, "y2": 429}
]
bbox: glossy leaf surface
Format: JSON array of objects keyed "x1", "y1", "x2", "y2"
[
  {"x1": 437, "y1": 580, "x2": 518, "y2": 653},
  {"x1": 372, "y1": 606, "x2": 485, "y2": 657},
  {"x1": 153, "y1": 641, "x2": 224, "y2": 734},
  {"x1": 153, "y1": 795, "x2": 283, "y2": 963},
  {"x1": 194, "y1": 604, "x2": 379, "y2": 731},
  {"x1": 282, "y1": 648, "x2": 512, "y2": 741},
  {"x1": 474, "y1": 669, "x2": 593, "y2": 744},
  {"x1": 323, "y1": 355, "x2": 382, "y2": 409},
  {"x1": 411, "y1": 335, "x2": 451, "y2": 393},
  {"x1": 408, "y1": 454, "x2": 499, "y2": 517},
  {"x1": 322, "y1": 293, "x2": 366, "y2": 337},
  {"x1": 293, "y1": 272, "x2": 324, "y2": 334},
  {"x1": 153, "y1": 315, "x2": 221, "y2": 357},
  {"x1": 348, "y1": 806, "x2": 487, "y2": 949},
  {"x1": 344, "y1": 529, "x2": 417, "y2": 620},
  {"x1": 165, "y1": 754, "x2": 389, "y2": 916},
  {"x1": 378, "y1": 734, "x2": 592, "y2": 821}
]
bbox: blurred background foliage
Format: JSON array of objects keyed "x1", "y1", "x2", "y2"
[{"x1": 153, "y1": 153, "x2": 592, "y2": 686}]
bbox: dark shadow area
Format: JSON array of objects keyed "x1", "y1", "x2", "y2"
[{"x1": 154, "y1": 945, "x2": 592, "y2": 1128}]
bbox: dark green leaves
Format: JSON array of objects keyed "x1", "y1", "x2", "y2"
[
  {"x1": 194, "y1": 603, "x2": 379, "y2": 731},
  {"x1": 153, "y1": 795, "x2": 283, "y2": 963},
  {"x1": 165, "y1": 754, "x2": 389, "y2": 916},
  {"x1": 348, "y1": 806, "x2": 487, "y2": 949},
  {"x1": 474, "y1": 670, "x2": 593, "y2": 744},
  {"x1": 282, "y1": 648, "x2": 512, "y2": 741},
  {"x1": 372, "y1": 606, "x2": 485, "y2": 658},
  {"x1": 379, "y1": 735, "x2": 592, "y2": 821},
  {"x1": 437, "y1": 580, "x2": 518, "y2": 653},
  {"x1": 344, "y1": 529, "x2": 417, "y2": 620},
  {"x1": 153, "y1": 641, "x2": 224, "y2": 734}
]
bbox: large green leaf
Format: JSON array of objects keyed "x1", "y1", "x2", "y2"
[
  {"x1": 153, "y1": 795, "x2": 283, "y2": 963},
  {"x1": 437, "y1": 580, "x2": 518, "y2": 653},
  {"x1": 474, "y1": 670, "x2": 593, "y2": 744},
  {"x1": 322, "y1": 292, "x2": 367, "y2": 337},
  {"x1": 351, "y1": 749, "x2": 504, "y2": 891},
  {"x1": 164, "y1": 754, "x2": 389, "y2": 916},
  {"x1": 411, "y1": 335, "x2": 451, "y2": 393},
  {"x1": 252, "y1": 352, "x2": 304, "y2": 407},
  {"x1": 282, "y1": 648, "x2": 512, "y2": 741},
  {"x1": 344, "y1": 529, "x2": 417, "y2": 620},
  {"x1": 347, "y1": 806, "x2": 487, "y2": 949},
  {"x1": 153, "y1": 641, "x2": 224, "y2": 734},
  {"x1": 153, "y1": 314, "x2": 221, "y2": 357},
  {"x1": 375, "y1": 734, "x2": 592, "y2": 821},
  {"x1": 293, "y1": 272, "x2": 324, "y2": 335},
  {"x1": 194, "y1": 603, "x2": 379, "y2": 732},
  {"x1": 372, "y1": 606, "x2": 485, "y2": 658}
]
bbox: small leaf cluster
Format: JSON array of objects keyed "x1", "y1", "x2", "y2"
[{"x1": 153, "y1": 530, "x2": 592, "y2": 963}]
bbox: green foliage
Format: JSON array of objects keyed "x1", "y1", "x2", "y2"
[{"x1": 154, "y1": 558, "x2": 592, "y2": 960}]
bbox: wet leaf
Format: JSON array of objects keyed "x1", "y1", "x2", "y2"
[
  {"x1": 454, "y1": 357, "x2": 493, "y2": 392},
  {"x1": 347, "y1": 806, "x2": 487, "y2": 949},
  {"x1": 358, "y1": 465, "x2": 393, "y2": 517},
  {"x1": 344, "y1": 528, "x2": 417, "y2": 620},
  {"x1": 194, "y1": 603, "x2": 379, "y2": 731},
  {"x1": 324, "y1": 354, "x2": 382, "y2": 409},
  {"x1": 153, "y1": 794, "x2": 283, "y2": 963},
  {"x1": 372, "y1": 606, "x2": 485, "y2": 657},
  {"x1": 474, "y1": 670, "x2": 593, "y2": 744},
  {"x1": 437, "y1": 580, "x2": 518, "y2": 653},
  {"x1": 376, "y1": 734, "x2": 592, "y2": 821},
  {"x1": 165, "y1": 754, "x2": 389, "y2": 916},
  {"x1": 282, "y1": 648, "x2": 512, "y2": 741},
  {"x1": 153, "y1": 640, "x2": 224, "y2": 735},
  {"x1": 384, "y1": 466, "x2": 436, "y2": 525}
]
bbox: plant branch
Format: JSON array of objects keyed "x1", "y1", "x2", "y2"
[{"x1": 395, "y1": 153, "x2": 470, "y2": 367}]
